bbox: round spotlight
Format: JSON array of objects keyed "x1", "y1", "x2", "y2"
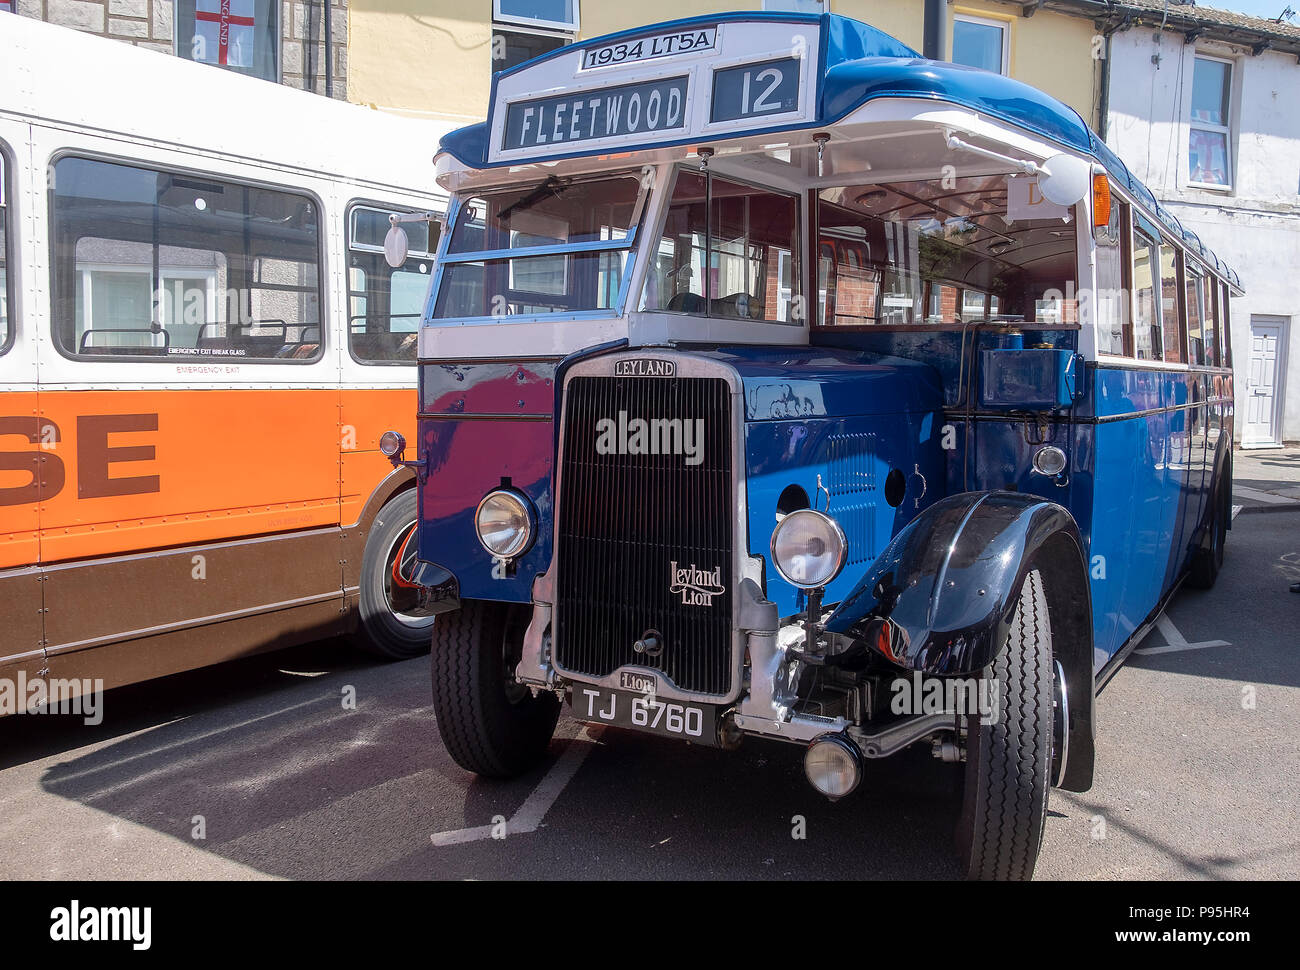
[
  {"x1": 378, "y1": 430, "x2": 405, "y2": 458},
  {"x1": 804, "y1": 734, "x2": 862, "y2": 800},
  {"x1": 475, "y1": 489, "x2": 535, "y2": 560},
  {"x1": 770, "y1": 508, "x2": 847, "y2": 589},
  {"x1": 1032, "y1": 445, "x2": 1068, "y2": 477}
]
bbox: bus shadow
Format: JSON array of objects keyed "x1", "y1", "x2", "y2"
[
  {"x1": 27, "y1": 642, "x2": 965, "y2": 878},
  {"x1": 1124, "y1": 513, "x2": 1300, "y2": 691}
]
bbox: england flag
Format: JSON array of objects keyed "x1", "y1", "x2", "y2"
[{"x1": 192, "y1": 0, "x2": 257, "y2": 68}]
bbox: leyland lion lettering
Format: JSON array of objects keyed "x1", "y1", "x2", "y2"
[{"x1": 388, "y1": 10, "x2": 1241, "y2": 882}]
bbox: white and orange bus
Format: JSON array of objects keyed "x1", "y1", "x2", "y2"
[{"x1": 1, "y1": 17, "x2": 454, "y2": 703}]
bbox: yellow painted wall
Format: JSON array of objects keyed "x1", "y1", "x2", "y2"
[
  {"x1": 348, "y1": 0, "x2": 1098, "y2": 130},
  {"x1": 347, "y1": 0, "x2": 494, "y2": 122},
  {"x1": 836, "y1": 0, "x2": 926, "y2": 51},
  {"x1": 948, "y1": 1, "x2": 1100, "y2": 127}
]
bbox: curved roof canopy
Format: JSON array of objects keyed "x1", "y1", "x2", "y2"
[{"x1": 437, "y1": 11, "x2": 1240, "y2": 288}]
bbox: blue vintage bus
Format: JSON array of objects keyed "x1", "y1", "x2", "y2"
[{"x1": 381, "y1": 11, "x2": 1241, "y2": 880}]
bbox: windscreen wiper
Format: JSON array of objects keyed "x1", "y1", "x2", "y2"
[{"x1": 496, "y1": 175, "x2": 567, "y2": 223}]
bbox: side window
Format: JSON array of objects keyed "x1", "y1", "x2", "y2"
[
  {"x1": 1159, "y1": 242, "x2": 1184, "y2": 364},
  {"x1": 644, "y1": 170, "x2": 800, "y2": 322},
  {"x1": 1, "y1": 150, "x2": 11, "y2": 356},
  {"x1": 1095, "y1": 199, "x2": 1128, "y2": 356},
  {"x1": 1220, "y1": 281, "x2": 1233, "y2": 368},
  {"x1": 1131, "y1": 230, "x2": 1162, "y2": 361},
  {"x1": 1204, "y1": 276, "x2": 1220, "y2": 367},
  {"x1": 50, "y1": 157, "x2": 321, "y2": 362},
  {"x1": 1185, "y1": 261, "x2": 1206, "y2": 366},
  {"x1": 347, "y1": 204, "x2": 438, "y2": 364}
]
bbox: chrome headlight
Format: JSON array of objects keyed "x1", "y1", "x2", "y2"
[
  {"x1": 769, "y1": 508, "x2": 847, "y2": 590},
  {"x1": 475, "y1": 489, "x2": 535, "y2": 560}
]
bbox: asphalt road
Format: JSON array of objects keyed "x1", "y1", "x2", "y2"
[{"x1": 2, "y1": 508, "x2": 1297, "y2": 880}]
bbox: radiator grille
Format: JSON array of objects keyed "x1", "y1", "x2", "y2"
[{"x1": 554, "y1": 374, "x2": 734, "y2": 696}]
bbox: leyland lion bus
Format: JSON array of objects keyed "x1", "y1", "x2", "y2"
[
  {"x1": 1, "y1": 18, "x2": 450, "y2": 703},
  {"x1": 384, "y1": 11, "x2": 1240, "y2": 879}
]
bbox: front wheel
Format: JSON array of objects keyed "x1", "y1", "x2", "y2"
[
  {"x1": 430, "y1": 599, "x2": 560, "y2": 779},
  {"x1": 956, "y1": 568, "x2": 1054, "y2": 881}
]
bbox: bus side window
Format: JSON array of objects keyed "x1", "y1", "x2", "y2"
[
  {"x1": 1095, "y1": 198, "x2": 1128, "y2": 356},
  {"x1": 0, "y1": 150, "x2": 10, "y2": 356},
  {"x1": 347, "y1": 204, "x2": 438, "y2": 364},
  {"x1": 1204, "y1": 276, "x2": 1220, "y2": 367},
  {"x1": 1159, "y1": 241, "x2": 1185, "y2": 364},
  {"x1": 1185, "y1": 261, "x2": 1206, "y2": 366},
  {"x1": 1131, "y1": 230, "x2": 1162, "y2": 361},
  {"x1": 49, "y1": 156, "x2": 322, "y2": 362},
  {"x1": 1220, "y1": 281, "x2": 1233, "y2": 368}
]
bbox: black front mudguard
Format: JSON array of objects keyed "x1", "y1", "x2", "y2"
[{"x1": 823, "y1": 490, "x2": 1096, "y2": 792}]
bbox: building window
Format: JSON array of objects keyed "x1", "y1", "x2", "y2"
[
  {"x1": 952, "y1": 14, "x2": 1008, "y2": 75},
  {"x1": 0, "y1": 1, "x2": 13, "y2": 14},
  {"x1": 175, "y1": 0, "x2": 280, "y2": 83},
  {"x1": 492, "y1": 29, "x2": 568, "y2": 73},
  {"x1": 762, "y1": 0, "x2": 829, "y2": 12},
  {"x1": 494, "y1": 0, "x2": 579, "y2": 34},
  {"x1": 491, "y1": 1, "x2": 577, "y2": 73},
  {"x1": 1189, "y1": 56, "x2": 1232, "y2": 187}
]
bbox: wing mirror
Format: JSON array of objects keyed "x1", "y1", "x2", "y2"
[{"x1": 384, "y1": 211, "x2": 441, "y2": 269}]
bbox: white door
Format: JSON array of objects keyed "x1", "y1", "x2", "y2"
[{"x1": 1244, "y1": 316, "x2": 1285, "y2": 448}]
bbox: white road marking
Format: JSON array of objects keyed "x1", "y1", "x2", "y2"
[
  {"x1": 430, "y1": 725, "x2": 605, "y2": 847},
  {"x1": 1233, "y1": 485, "x2": 1297, "y2": 506},
  {"x1": 1134, "y1": 614, "x2": 1230, "y2": 656},
  {"x1": 1231, "y1": 504, "x2": 1242, "y2": 520}
]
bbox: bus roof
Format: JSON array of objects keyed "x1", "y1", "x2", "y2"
[
  {"x1": 435, "y1": 11, "x2": 1241, "y2": 290},
  {"x1": 3, "y1": 16, "x2": 453, "y2": 199}
]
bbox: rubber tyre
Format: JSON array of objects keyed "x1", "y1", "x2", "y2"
[
  {"x1": 1187, "y1": 475, "x2": 1228, "y2": 590},
  {"x1": 956, "y1": 568, "x2": 1054, "y2": 881},
  {"x1": 430, "y1": 599, "x2": 560, "y2": 779},
  {"x1": 355, "y1": 490, "x2": 434, "y2": 659}
]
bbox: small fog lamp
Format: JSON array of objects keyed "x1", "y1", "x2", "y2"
[
  {"x1": 379, "y1": 430, "x2": 405, "y2": 458},
  {"x1": 1032, "y1": 445, "x2": 1068, "y2": 477},
  {"x1": 804, "y1": 734, "x2": 862, "y2": 800}
]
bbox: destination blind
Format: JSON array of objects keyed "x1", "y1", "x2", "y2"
[{"x1": 502, "y1": 77, "x2": 689, "y2": 152}]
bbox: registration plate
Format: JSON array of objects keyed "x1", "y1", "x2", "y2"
[{"x1": 570, "y1": 683, "x2": 718, "y2": 746}]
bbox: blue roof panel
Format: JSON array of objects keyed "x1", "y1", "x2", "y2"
[{"x1": 436, "y1": 11, "x2": 1239, "y2": 286}]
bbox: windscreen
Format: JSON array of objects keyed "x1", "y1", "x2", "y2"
[{"x1": 433, "y1": 174, "x2": 644, "y2": 319}]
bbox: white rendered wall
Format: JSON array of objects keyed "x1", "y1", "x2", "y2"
[{"x1": 1105, "y1": 27, "x2": 1300, "y2": 445}]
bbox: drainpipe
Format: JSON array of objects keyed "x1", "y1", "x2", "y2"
[
  {"x1": 1098, "y1": 27, "x2": 1112, "y2": 137},
  {"x1": 923, "y1": 0, "x2": 947, "y2": 60},
  {"x1": 324, "y1": 0, "x2": 334, "y2": 99}
]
